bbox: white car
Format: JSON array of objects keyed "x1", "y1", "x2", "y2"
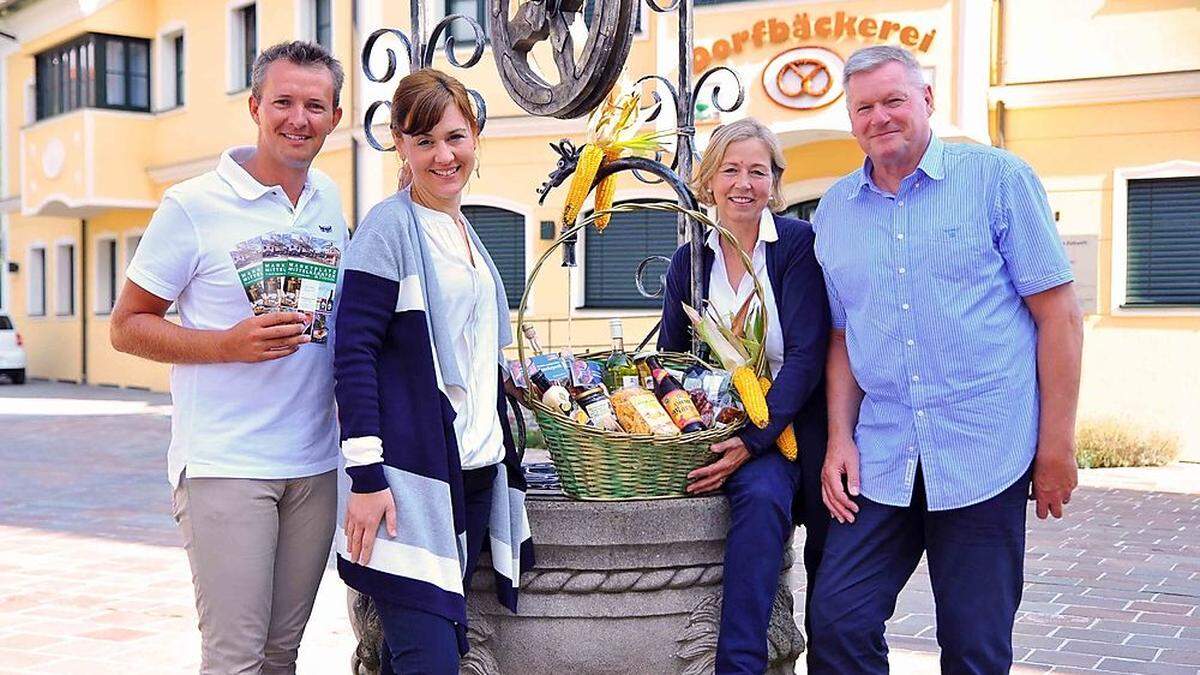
[{"x1": 0, "y1": 312, "x2": 27, "y2": 384}]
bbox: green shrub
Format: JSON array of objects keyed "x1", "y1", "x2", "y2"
[
  {"x1": 1075, "y1": 418, "x2": 1180, "y2": 469},
  {"x1": 524, "y1": 426, "x2": 546, "y2": 450}
]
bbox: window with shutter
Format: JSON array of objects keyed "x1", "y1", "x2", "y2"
[
  {"x1": 464, "y1": 206, "x2": 526, "y2": 309},
  {"x1": 1125, "y1": 176, "x2": 1200, "y2": 307},
  {"x1": 583, "y1": 201, "x2": 677, "y2": 309},
  {"x1": 780, "y1": 198, "x2": 819, "y2": 222}
]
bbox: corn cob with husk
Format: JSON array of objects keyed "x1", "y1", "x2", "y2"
[
  {"x1": 560, "y1": 81, "x2": 674, "y2": 232},
  {"x1": 681, "y1": 303, "x2": 769, "y2": 429},
  {"x1": 759, "y1": 376, "x2": 798, "y2": 460}
]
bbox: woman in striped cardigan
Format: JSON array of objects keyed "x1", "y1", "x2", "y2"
[
  {"x1": 333, "y1": 69, "x2": 533, "y2": 674},
  {"x1": 659, "y1": 119, "x2": 830, "y2": 674}
]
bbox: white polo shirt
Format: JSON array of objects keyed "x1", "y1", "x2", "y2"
[{"x1": 127, "y1": 146, "x2": 348, "y2": 486}]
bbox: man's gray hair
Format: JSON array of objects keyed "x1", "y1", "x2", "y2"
[
  {"x1": 251, "y1": 41, "x2": 345, "y2": 108},
  {"x1": 843, "y1": 45, "x2": 925, "y2": 92}
]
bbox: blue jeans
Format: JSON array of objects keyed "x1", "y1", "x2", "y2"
[
  {"x1": 807, "y1": 463, "x2": 1031, "y2": 675},
  {"x1": 376, "y1": 464, "x2": 496, "y2": 675},
  {"x1": 716, "y1": 446, "x2": 827, "y2": 674}
]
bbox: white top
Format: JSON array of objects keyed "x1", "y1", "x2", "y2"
[
  {"x1": 413, "y1": 201, "x2": 506, "y2": 470},
  {"x1": 706, "y1": 209, "x2": 785, "y2": 379},
  {"x1": 127, "y1": 146, "x2": 348, "y2": 487}
]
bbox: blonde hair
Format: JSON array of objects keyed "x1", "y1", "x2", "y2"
[{"x1": 691, "y1": 118, "x2": 787, "y2": 212}]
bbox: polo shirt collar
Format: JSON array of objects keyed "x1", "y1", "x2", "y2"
[
  {"x1": 849, "y1": 131, "x2": 944, "y2": 200},
  {"x1": 705, "y1": 208, "x2": 777, "y2": 253},
  {"x1": 217, "y1": 146, "x2": 319, "y2": 202}
]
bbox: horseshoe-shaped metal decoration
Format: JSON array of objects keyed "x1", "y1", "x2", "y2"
[{"x1": 490, "y1": 0, "x2": 639, "y2": 119}]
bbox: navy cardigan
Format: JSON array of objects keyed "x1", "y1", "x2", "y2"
[{"x1": 658, "y1": 214, "x2": 829, "y2": 459}]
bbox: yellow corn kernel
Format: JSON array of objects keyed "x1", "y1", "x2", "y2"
[
  {"x1": 760, "y1": 376, "x2": 798, "y2": 461},
  {"x1": 592, "y1": 148, "x2": 622, "y2": 232},
  {"x1": 733, "y1": 366, "x2": 769, "y2": 429},
  {"x1": 562, "y1": 144, "x2": 605, "y2": 227}
]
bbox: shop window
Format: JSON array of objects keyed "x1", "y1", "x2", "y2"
[
  {"x1": 27, "y1": 247, "x2": 46, "y2": 317},
  {"x1": 96, "y1": 239, "x2": 118, "y2": 315},
  {"x1": 159, "y1": 31, "x2": 185, "y2": 109},
  {"x1": 464, "y1": 205, "x2": 525, "y2": 309},
  {"x1": 583, "y1": 200, "x2": 677, "y2": 309},
  {"x1": 34, "y1": 33, "x2": 151, "y2": 120},
  {"x1": 230, "y1": 3, "x2": 258, "y2": 91},
  {"x1": 314, "y1": 0, "x2": 333, "y2": 51},
  {"x1": 780, "y1": 198, "x2": 819, "y2": 223},
  {"x1": 55, "y1": 243, "x2": 75, "y2": 316},
  {"x1": 1124, "y1": 176, "x2": 1200, "y2": 307}
]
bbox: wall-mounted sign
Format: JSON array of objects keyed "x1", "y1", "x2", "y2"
[
  {"x1": 762, "y1": 47, "x2": 845, "y2": 110},
  {"x1": 695, "y1": 12, "x2": 937, "y2": 72},
  {"x1": 1061, "y1": 235, "x2": 1098, "y2": 314}
]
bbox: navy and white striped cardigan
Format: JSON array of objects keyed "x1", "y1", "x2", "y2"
[
  {"x1": 658, "y1": 214, "x2": 830, "y2": 458},
  {"x1": 333, "y1": 189, "x2": 534, "y2": 632}
]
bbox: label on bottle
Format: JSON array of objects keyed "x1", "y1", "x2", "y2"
[
  {"x1": 661, "y1": 389, "x2": 704, "y2": 430},
  {"x1": 621, "y1": 375, "x2": 640, "y2": 389}
]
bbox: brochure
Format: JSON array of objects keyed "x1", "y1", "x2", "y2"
[{"x1": 228, "y1": 230, "x2": 342, "y2": 345}]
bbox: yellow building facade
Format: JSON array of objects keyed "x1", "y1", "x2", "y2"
[{"x1": 1, "y1": 0, "x2": 1197, "y2": 458}]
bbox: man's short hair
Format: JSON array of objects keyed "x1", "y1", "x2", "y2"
[
  {"x1": 251, "y1": 41, "x2": 345, "y2": 108},
  {"x1": 843, "y1": 45, "x2": 926, "y2": 93}
]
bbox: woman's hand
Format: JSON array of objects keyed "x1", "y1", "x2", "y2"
[
  {"x1": 503, "y1": 375, "x2": 532, "y2": 410},
  {"x1": 821, "y1": 435, "x2": 861, "y2": 524},
  {"x1": 686, "y1": 436, "x2": 752, "y2": 494},
  {"x1": 345, "y1": 488, "x2": 397, "y2": 566}
]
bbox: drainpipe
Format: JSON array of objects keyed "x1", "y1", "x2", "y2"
[{"x1": 80, "y1": 217, "x2": 88, "y2": 384}]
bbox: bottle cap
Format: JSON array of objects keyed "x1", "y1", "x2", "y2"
[{"x1": 609, "y1": 318, "x2": 623, "y2": 338}]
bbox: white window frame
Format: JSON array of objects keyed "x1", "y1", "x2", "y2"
[
  {"x1": 94, "y1": 235, "x2": 119, "y2": 315},
  {"x1": 156, "y1": 24, "x2": 186, "y2": 111},
  {"x1": 54, "y1": 239, "x2": 77, "y2": 317},
  {"x1": 296, "y1": 0, "x2": 335, "y2": 52},
  {"x1": 1111, "y1": 159, "x2": 1200, "y2": 317},
  {"x1": 27, "y1": 244, "x2": 47, "y2": 317},
  {"x1": 227, "y1": 0, "x2": 259, "y2": 94}
]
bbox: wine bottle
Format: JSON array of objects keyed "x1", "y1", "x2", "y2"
[
  {"x1": 522, "y1": 323, "x2": 570, "y2": 385},
  {"x1": 603, "y1": 319, "x2": 641, "y2": 392},
  {"x1": 645, "y1": 356, "x2": 706, "y2": 433}
]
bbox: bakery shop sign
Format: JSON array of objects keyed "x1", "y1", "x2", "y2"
[
  {"x1": 694, "y1": 11, "x2": 936, "y2": 72},
  {"x1": 762, "y1": 47, "x2": 845, "y2": 110}
]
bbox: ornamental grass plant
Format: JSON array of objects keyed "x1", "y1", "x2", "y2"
[{"x1": 1075, "y1": 417, "x2": 1181, "y2": 469}]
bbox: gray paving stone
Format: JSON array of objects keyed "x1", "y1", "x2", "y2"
[
  {"x1": 1051, "y1": 626, "x2": 1137, "y2": 644},
  {"x1": 1023, "y1": 649, "x2": 1103, "y2": 669},
  {"x1": 1093, "y1": 620, "x2": 1182, "y2": 637},
  {"x1": 1057, "y1": 640, "x2": 1158, "y2": 661},
  {"x1": 1154, "y1": 649, "x2": 1200, "y2": 666},
  {"x1": 1094, "y1": 658, "x2": 1200, "y2": 675}
]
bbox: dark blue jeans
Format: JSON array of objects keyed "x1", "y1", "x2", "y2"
[
  {"x1": 716, "y1": 445, "x2": 827, "y2": 674},
  {"x1": 376, "y1": 464, "x2": 496, "y2": 675},
  {"x1": 807, "y1": 464, "x2": 1032, "y2": 675}
]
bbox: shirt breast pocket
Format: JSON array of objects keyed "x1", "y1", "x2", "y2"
[{"x1": 924, "y1": 225, "x2": 992, "y2": 284}]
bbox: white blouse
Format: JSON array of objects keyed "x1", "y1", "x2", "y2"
[
  {"x1": 413, "y1": 201, "x2": 506, "y2": 470},
  {"x1": 706, "y1": 209, "x2": 785, "y2": 379}
]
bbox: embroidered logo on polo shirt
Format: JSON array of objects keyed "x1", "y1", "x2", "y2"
[{"x1": 319, "y1": 224, "x2": 333, "y2": 233}]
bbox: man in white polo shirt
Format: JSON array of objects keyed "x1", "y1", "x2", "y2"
[{"x1": 111, "y1": 42, "x2": 347, "y2": 674}]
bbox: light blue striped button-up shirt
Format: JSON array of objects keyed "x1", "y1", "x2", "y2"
[{"x1": 812, "y1": 134, "x2": 1073, "y2": 510}]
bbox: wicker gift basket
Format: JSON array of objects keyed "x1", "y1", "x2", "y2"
[{"x1": 516, "y1": 201, "x2": 767, "y2": 500}]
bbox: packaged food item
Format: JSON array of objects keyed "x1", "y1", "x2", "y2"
[
  {"x1": 714, "y1": 397, "x2": 746, "y2": 427},
  {"x1": 522, "y1": 324, "x2": 572, "y2": 386},
  {"x1": 575, "y1": 387, "x2": 622, "y2": 431},
  {"x1": 701, "y1": 368, "x2": 733, "y2": 402},
  {"x1": 610, "y1": 388, "x2": 680, "y2": 436},
  {"x1": 531, "y1": 370, "x2": 573, "y2": 414},
  {"x1": 570, "y1": 358, "x2": 605, "y2": 393},
  {"x1": 645, "y1": 356, "x2": 706, "y2": 433},
  {"x1": 682, "y1": 363, "x2": 709, "y2": 392},
  {"x1": 689, "y1": 389, "x2": 715, "y2": 429}
]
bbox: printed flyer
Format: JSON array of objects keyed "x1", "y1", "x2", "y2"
[{"x1": 229, "y1": 231, "x2": 341, "y2": 344}]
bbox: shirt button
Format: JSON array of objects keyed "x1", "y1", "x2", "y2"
[
  {"x1": 917, "y1": 410, "x2": 926, "y2": 417},
  {"x1": 908, "y1": 445, "x2": 915, "y2": 451},
  {"x1": 906, "y1": 339, "x2": 915, "y2": 346},
  {"x1": 898, "y1": 267, "x2": 906, "y2": 274},
  {"x1": 902, "y1": 303, "x2": 910, "y2": 310},
  {"x1": 896, "y1": 233, "x2": 904, "y2": 240},
  {"x1": 898, "y1": 200, "x2": 905, "y2": 207},
  {"x1": 911, "y1": 374, "x2": 920, "y2": 382}
]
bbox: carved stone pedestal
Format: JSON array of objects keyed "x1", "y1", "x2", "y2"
[{"x1": 349, "y1": 493, "x2": 803, "y2": 674}]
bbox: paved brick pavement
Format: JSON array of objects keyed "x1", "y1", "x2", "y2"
[{"x1": 2, "y1": 381, "x2": 1199, "y2": 674}]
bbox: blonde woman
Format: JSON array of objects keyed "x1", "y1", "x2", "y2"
[{"x1": 658, "y1": 118, "x2": 830, "y2": 673}]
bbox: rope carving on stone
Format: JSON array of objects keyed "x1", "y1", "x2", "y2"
[
  {"x1": 511, "y1": 564, "x2": 724, "y2": 594},
  {"x1": 460, "y1": 610, "x2": 501, "y2": 675}
]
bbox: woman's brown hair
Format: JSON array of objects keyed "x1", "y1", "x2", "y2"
[{"x1": 390, "y1": 69, "x2": 479, "y2": 137}]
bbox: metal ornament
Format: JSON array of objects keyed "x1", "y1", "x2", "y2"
[
  {"x1": 360, "y1": 7, "x2": 490, "y2": 151},
  {"x1": 489, "y1": 0, "x2": 638, "y2": 119}
]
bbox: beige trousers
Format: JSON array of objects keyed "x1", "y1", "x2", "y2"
[{"x1": 172, "y1": 470, "x2": 337, "y2": 675}]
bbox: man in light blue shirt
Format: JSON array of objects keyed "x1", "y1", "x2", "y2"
[{"x1": 806, "y1": 46, "x2": 1084, "y2": 673}]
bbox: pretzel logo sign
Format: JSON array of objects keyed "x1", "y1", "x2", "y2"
[{"x1": 762, "y1": 47, "x2": 845, "y2": 110}]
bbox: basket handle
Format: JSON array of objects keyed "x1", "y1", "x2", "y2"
[{"x1": 515, "y1": 200, "x2": 769, "y2": 408}]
